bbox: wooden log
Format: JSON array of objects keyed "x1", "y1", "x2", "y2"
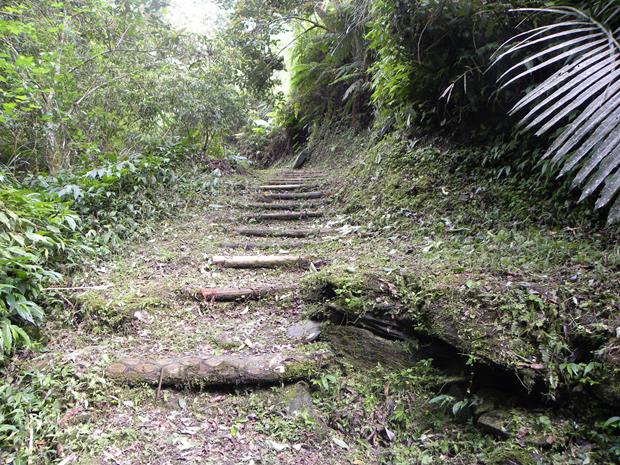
[
  {"x1": 236, "y1": 227, "x2": 322, "y2": 238},
  {"x1": 247, "y1": 211, "x2": 323, "y2": 221},
  {"x1": 106, "y1": 350, "x2": 333, "y2": 387},
  {"x1": 246, "y1": 202, "x2": 322, "y2": 210},
  {"x1": 218, "y1": 241, "x2": 311, "y2": 250},
  {"x1": 211, "y1": 254, "x2": 312, "y2": 268},
  {"x1": 258, "y1": 191, "x2": 324, "y2": 201},
  {"x1": 264, "y1": 177, "x2": 324, "y2": 182},
  {"x1": 258, "y1": 184, "x2": 319, "y2": 191},
  {"x1": 262, "y1": 178, "x2": 325, "y2": 185},
  {"x1": 184, "y1": 285, "x2": 294, "y2": 302},
  {"x1": 267, "y1": 174, "x2": 325, "y2": 179}
]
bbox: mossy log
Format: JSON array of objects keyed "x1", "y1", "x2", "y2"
[
  {"x1": 211, "y1": 254, "x2": 312, "y2": 268},
  {"x1": 106, "y1": 350, "x2": 333, "y2": 387},
  {"x1": 258, "y1": 184, "x2": 319, "y2": 191},
  {"x1": 247, "y1": 211, "x2": 323, "y2": 221},
  {"x1": 258, "y1": 191, "x2": 324, "y2": 201},
  {"x1": 246, "y1": 202, "x2": 322, "y2": 210},
  {"x1": 184, "y1": 285, "x2": 294, "y2": 302},
  {"x1": 236, "y1": 227, "x2": 323, "y2": 238}
]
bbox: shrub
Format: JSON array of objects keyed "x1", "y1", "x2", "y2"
[{"x1": 0, "y1": 173, "x2": 78, "y2": 360}]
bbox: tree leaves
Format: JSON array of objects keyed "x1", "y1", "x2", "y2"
[{"x1": 496, "y1": 2, "x2": 620, "y2": 223}]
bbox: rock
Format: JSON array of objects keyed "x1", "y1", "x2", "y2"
[
  {"x1": 477, "y1": 408, "x2": 569, "y2": 449},
  {"x1": 133, "y1": 310, "x2": 153, "y2": 324},
  {"x1": 284, "y1": 382, "x2": 314, "y2": 416},
  {"x1": 293, "y1": 148, "x2": 310, "y2": 169},
  {"x1": 326, "y1": 325, "x2": 415, "y2": 370},
  {"x1": 477, "y1": 410, "x2": 510, "y2": 438},
  {"x1": 287, "y1": 320, "x2": 321, "y2": 342},
  {"x1": 593, "y1": 340, "x2": 620, "y2": 406}
]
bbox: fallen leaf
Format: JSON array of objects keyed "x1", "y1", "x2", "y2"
[
  {"x1": 266, "y1": 439, "x2": 289, "y2": 452},
  {"x1": 332, "y1": 436, "x2": 349, "y2": 449}
]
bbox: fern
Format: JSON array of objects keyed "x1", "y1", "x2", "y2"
[{"x1": 495, "y1": 2, "x2": 620, "y2": 223}]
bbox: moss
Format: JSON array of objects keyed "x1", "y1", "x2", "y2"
[
  {"x1": 485, "y1": 445, "x2": 537, "y2": 465},
  {"x1": 70, "y1": 291, "x2": 165, "y2": 333}
]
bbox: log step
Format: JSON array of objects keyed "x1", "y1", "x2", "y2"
[
  {"x1": 106, "y1": 350, "x2": 333, "y2": 387},
  {"x1": 184, "y1": 285, "x2": 294, "y2": 302},
  {"x1": 258, "y1": 191, "x2": 324, "y2": 201},
  {"x1": 258, "y1": 184, "x2": 319, "y2": 191},
  {"x1": 278, "y1": 170, "x2": 323, "y2": 174},
  {"x1": 218, "y1": 241, "x2": 312, "y2": 250},
  {"x1": 247, "y1": 211, "x2": 323, "y2": 221},
  {"x1": 211, "y1": 254, "x2": 313, "y2": 268},
  {"x1": 246, "y1": 202, "x2": 322, "y2": 210},
  {"x1": 236, "y1": 227, "x2": 323, "y2": 238}
]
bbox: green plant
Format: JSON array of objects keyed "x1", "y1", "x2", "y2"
[
  {"x1": 0, "y1": 363, "x2": 108, "y2": 464},
  {"x1": 0, "y1": 176, "x2": 78, "y2": 359},
  {"x1": 496, "y1": 1, "x2": 620, "y2": 222}
]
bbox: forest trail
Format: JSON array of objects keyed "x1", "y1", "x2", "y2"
[{"x1": 43, "y1": 167, "x2": 379, "y2": 464}]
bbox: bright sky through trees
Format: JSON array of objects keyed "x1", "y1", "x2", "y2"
[{"x1": 166, "y1": 0, "x2": 223, "y2": 34}]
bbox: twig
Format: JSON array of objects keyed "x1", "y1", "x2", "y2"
[
  {"x1": 156, "y1": 367, "x2": 165, "y2": 400},
  {"x1": 43, "y1": 284, "x2": 112, "y2": 291}
]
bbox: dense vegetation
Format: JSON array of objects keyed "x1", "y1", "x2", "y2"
[
  {"x1": 0, "y1": 0, "x2": 253, "y2": 361},
  {"x1": 2, "y1": 0, "x2": 620, "y2": 462}
]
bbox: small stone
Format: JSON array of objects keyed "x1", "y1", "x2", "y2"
[
  {"x1": 477, "y1": 411, "x2": 510, "y2": 438},
  {"x1": 285, "y1": 382, "x2": 314, "y2": 417},
  {"x1": 287, "y1": 320, "x2": 321, "y2": 342}
]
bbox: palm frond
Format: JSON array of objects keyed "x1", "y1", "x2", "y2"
[{"x1": 496, "y1": 2, "x2": 620, "y2": 223}]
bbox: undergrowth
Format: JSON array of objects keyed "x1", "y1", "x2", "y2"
[{"x1": 299, "y1": 127, "x2": 620, "y2": 462}]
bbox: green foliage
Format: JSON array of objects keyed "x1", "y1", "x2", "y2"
[
  {"x1": 367, "y1": 0, "x2": 544, "y2": 133},
  {"x1": 27, "y1": 148, "x2": 182, "y2": 249},
  {"x1": 288, "y1": 0, "x2": 371, "y2": 126},
  {"x1": 496, "y1": 2, "x2": 620, "y2": 223},
  {"x1": 0, "y1": 363, "x2": 107, "y2": 464},
  {"x1": 0, "y1": 174, "x2": 78, "y2": 359},
  {"x1": 0, "y1": 0, "x2": 249, "y2": 172}
]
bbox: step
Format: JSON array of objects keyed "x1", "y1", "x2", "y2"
[
  {"x1": 218, "y1": 241, "x2": 312, "y2": 250},
  {"x1": 258, "y1": 191, "x2": 324, "y2": 201},
  {"x1": 246, "y1": 201, "x2": 323, "y2": 210},
  {"x1": 236, "y1": 227, "x2": 323, "y2": 238},
  {"x1": 258, "y1": 184, "x2": 319, "y2": 191},
  {"x1": 210, "y1": 254, "x2": 312, "y2": 268},
  {"x1": 246, "y1": 211, "x2": 323, "y2": 221},
  {"x1": 185, "y1": 285, "x2": 294, "y2": 302},
  {"x1": 106, "y1": 350, "x2": 333, "y2": 387}
]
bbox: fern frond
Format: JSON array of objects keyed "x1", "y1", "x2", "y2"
[{"x1": 497, "y1": 2, "x2": 620, "y2": 223}]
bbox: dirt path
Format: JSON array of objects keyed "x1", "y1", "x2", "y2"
[{"x1": 44, "y1": 168, "x2": 378, "y2": 464}]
